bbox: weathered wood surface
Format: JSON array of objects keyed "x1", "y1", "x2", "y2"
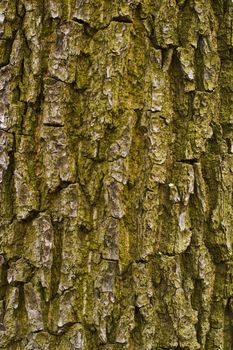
[{"x1": 0, "y1": 0, "x2": 233, "y2": 349}]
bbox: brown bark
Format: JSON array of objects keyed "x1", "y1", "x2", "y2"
[{"x1": 0, "y1": 0, "x2": 233, "y2": 349}]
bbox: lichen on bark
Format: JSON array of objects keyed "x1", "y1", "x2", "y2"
[{"x1": 0, "y1": 0, "x2": 233, "y2": 349}]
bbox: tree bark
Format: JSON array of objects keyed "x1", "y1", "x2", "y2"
[{"x1": 0, "y1": 0, "x2": 233, "y2": 349}]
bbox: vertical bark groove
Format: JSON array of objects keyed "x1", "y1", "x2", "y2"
[{"x1": 0, "y1": 0, "x2": 233, "y2": 349}]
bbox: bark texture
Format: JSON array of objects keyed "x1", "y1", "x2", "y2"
[{"x1": 0, "y1": 0, "x2": 233, "y2": 349}]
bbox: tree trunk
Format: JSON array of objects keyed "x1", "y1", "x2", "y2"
[{"x1": 0, "y1": 0, "x2": 233, "y2": 349}]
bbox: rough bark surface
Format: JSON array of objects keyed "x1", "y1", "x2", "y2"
[{"x1": 0, "y1": 0, "x2": 233, "y2": 349}]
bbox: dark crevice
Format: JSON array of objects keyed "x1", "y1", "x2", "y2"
[
  {"x1": 225, "y1": 297, "x2": 233, "y2": 347},
  {"x1": 0, "y1": 128, "x2": 14, "y2": 135},
  {"x1": 47, "y1": 74, "x2": 71, "y2": 85},
  {"x1": 71, "y1": 17, "x2": 98, "y2": 36},
  {"x1": 50, "y1": 220, "x2": 63, "y2": 299},
  {"x1": 223, "y1": 0, "x2": 229, "y2": 15},
  {"x1": 176, "y1": 0, "x2": 189, "y2": 10},
  {"x1": 112, "y1": 15, "x2": 133, "y2": 23},
  {"x1": 16, "y1": 1, "x2": 26, "y2": 19},
  {"x1": 191, "y1": 279, "x2": 203, "y2": 344},
  {"x1": 177, "y1": 158, "x2": 198, "y2": 165},
  {"x1": 0, "y1": 322, "x2": 6, "y2": 332},
  {"x1": 18, "y1": 209, "x2": 40, "y2": 224},
  {"x1": 0, "y1": 38, "x2": 14, "y2": 69},
  {"x1": 72, "y1": 18, "x2": 89, "y2": 26},
  {"x1": 131, "y1": 306, "x2": 143, "y2": 347},
  {"x1": 43, "y1": 123, "x2": 65, "y2": 128},
  {"x1": 4, "y1": 131, "x2": 17, "y2": 222},
  {"x1": 50, "y1": 180, "x2": 76, "y2": 194},
  {"x1": 225, "y1": 138, "x2": 232, "y2": 154},
  {"x1": 195, "y1": 35, "x2": 205, "y2": 91},
  {"x1": 101, "y1": 256, "x2": 119, "y2": 263},
  {"x1": 48, "y1": 321, "x2": 80, "y2": 336}
]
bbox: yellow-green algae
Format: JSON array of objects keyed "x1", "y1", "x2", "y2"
[{"x1": 0, "y1": 0, "x2": 233, "y2": 349}]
